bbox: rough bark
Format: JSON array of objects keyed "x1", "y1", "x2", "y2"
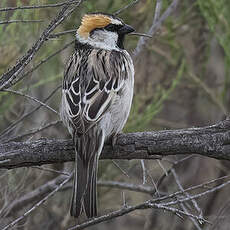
[{"x1": 0, "y1": 118, "x2": 230, "y2": 169}]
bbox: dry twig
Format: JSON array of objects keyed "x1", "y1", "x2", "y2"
[
  {"x1": 0, "y1": 20, "x2": 43, "y2": 25},
  {"x1": 0, "y1": 86, "x2": 61, "y2": 140},
  {"x1": 0, "y1": 0, "x2": 83, "y2": 90},
  {"x1": 2, "y1": 174, "x2": 72, "y2": 230},
  {"x1": 0, "y1": 0, "x2": 81, "y2": 12},
  {"x1": 3, "y1": 89, "x2": 58, "y2": 115},
  {"x1": 133, "y1": 0, "x2": 179, "y2": 57}
]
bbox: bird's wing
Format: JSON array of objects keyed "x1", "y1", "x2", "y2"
[{"x1": 62, "y1": 49, "x2": 132, "y2": 134}]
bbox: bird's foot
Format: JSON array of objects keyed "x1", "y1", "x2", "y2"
[{"x1": 111, "y1": 132, "x2": 122, "y2": 150}]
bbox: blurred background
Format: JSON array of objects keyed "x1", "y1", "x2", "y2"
[{"x1": 0, "y1": 0, "x2": 230, "y2": 229}]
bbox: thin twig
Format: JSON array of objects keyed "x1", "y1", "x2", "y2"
[
  {"x1": 49, "y1": 29, "x2": 76, "y2": 39},
  {"x1": 0, "y1": 86, "x2": 61, "y2": 140},
  {"x1": 157, "y1": 159, "x2": 168, "y2": 176},
  {"x1": 4, "y1": 120, "x2": 62, "y2": 143},
  {"x1": 153, "y1": 175, "x2": 230, "y2": 203},
  {"x1": 160, "y1": 179, "x2": 230, "y2": 207},
  {"x1": 68, "y1": 198, "x2": 208, "y2": 230},
  {"x1": 2, "y1": 174, "x2": 72, "y2": 230},
  {"x1": 3, "y1": 89, "x2": 58, "y2": 115},
  {"x1": 140, "y1": 160, "x2": 147, "y2": 184},
  {"x1": 172, "y1": 169, "x2": 203, "y2": 229},
  {"x1": 179, "y1": 202, "x2": 202, "y2": 230},
  {"x1": 0, "y1": 0, "x2": 83, "y2": 90},
  {"x1": 133, "y1": 0, "x2": 179, "y2": 57},
  {"x1": 112, "y1": 160, "x2": 130, "y2": 178},
  {"x1": 32, "y1": 166, "x2": 70, "y2": 176},
  {"x1": 4, "y1": 178, "x2": 154, "y2": 218},
  {"x1": 0, "y1": 0, "x2": 80, "y2": 12},
  {"x1": 156, "y1": 155, "x2": 194, "y2": 188},
  {"x1": 0, "y1": 20, "x2": 43, "y2": 25},
  {"x1": 98, "y1": 180, "x2": 155, "y2": 195},
  {"x1": 172, "y1": 169, "x2": 203, "y2": 217},
  {"x1": 149, "y1": 203, "x2": 209, "y2": 224},
  {"x1": 67, "y1": 204, "x2": 143, "y2": 230},
  {"x1": 114, "y1": 0, "x2": 140, "y2": 15},
  {"x1": 154, "y1": 0, "x2": 163, "y2": 24},
  {"x1": 15, "y1": 41, "x2": 74, "y2": 86}
]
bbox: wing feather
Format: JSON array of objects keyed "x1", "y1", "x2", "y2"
[{"x1": 62, "y1": 48, "x2": 131, "y2": 134}]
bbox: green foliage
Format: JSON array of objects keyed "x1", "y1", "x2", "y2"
[
  {"x1": 126, "y1": 60, "x2": 185, "y2": 132},
  {"x1": 197, "y1": 0, "x2": 230, "y2": 104}
]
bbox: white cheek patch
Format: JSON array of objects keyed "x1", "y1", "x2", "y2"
[
  {"x1": 77, "y1": 30, "x2": 119, "y2": 51},
  {"x1": 110, "y1": 18, "x2": 123, "y2": 25}
]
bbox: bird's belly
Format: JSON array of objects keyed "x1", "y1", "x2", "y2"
[{"x1": 99, "y1": 80, "x2": 133, "y2": 140}]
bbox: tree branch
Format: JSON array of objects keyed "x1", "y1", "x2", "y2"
[
  {"x1": 0, "y1": 20, "x2": 44, "y2": 25},
  {"x1": 0, "y1": 119, "x2": 230, "y2": 169},
  {"x1": 133, "y1": 0, "x2": 179, "y2": 58},
  {"x1": 0, "y1": 0, "x2": 81, "y2": 12},
  {"x1": 0, "y1": 0, "x2": 83, "y2": 90}
]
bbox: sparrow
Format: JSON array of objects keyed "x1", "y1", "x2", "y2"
[{"x1": 60, "y1": 13, "x2": 135, "y2": 218}]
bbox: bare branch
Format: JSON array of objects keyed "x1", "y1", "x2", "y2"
[
  {"x1": 0, "y1": 20, "x2": 43, "y2": 25},
  {"x1": 67, "y1": 198, "x2": 208, "y2": 230},
  {"x1": 0, "y1": 0, "x2": 83, "y2": 90},
  {"x1": 0, "y1": 86, "x2": 61, "y2": 140},
  {"x1": 1, "y1": 119, "x2": 230, "y2": 169},
  {"x1": 179, "y1": 202, "x2": 202, "y2": 230},
  {"x1": 3, "y1": 89, "x2": 59, "y2": 115},
  {"x1": 97, "y1": 180, "x2": 154, "y2": 195},
  {"x1": 153, "y1": 0, "x2": 163, "y2": 24},
  {"x1": 15, "y1": 41, "x2": 74, "y2": 86},
  {"x1": 172, "y1": 169, "x2": 203, "y2": 229},
  {"x1": 2, "y1": 174, "x2": 72, "y2": 230},
  {"x1": 3, "y1": 172, "x2": 229, "y2": 228},
  {"x1": 0, "y1": 0, "x2": 81, "y2": 12},
  {"x1": 172, "y1": 169, "x2": 203, "y2": 217},
  {"x1": 149, "y1": 203, "x2": 209, "y2": 224},
  {"x1": 2, "y1": 175, "x2": 68, "y2": 217},
  {"x1": 114, "y1": 0, "x2": 140, "y2": 15},
  {"x1": 112, "y1": 160, "x2": 130, "y2": 178},
  {"x1": 3, "y1": 176, "x2": 154, "y2": 218},
  {"x1": 32, "y1": 166, "x2": 70, "y2": 176},
  {"x1": 133, "y1": 0, "x2": 179, "y2": 57},
  {"x1": 153, "y1": 175, "x2": 230, "y2": 204},
  {"x1": 67, "y1": 202, "x2": 152, "y2": 230},
  {"x1": 161, "y1": 179, "x2": 230, "y2": 207},
  {"x1": 140, "y1": 160, "x2": 147, "y2": 184},
  {"x1": 49, "y1": 30, "x2": 76, "y2": 39},
  {"x1": 4, "y1": 120, "x2": 61, "y2": 143}
]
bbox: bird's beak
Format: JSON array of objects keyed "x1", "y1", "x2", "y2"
[{"x1": 118, "y1": 24, "x2": 135, "y2": 35}]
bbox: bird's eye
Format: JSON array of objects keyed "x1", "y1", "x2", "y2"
[{"x1": 104, "y1": 24, "x2": 122, "y2": 32}]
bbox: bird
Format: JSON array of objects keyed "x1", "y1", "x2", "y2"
[{"x1": 60, "y1": 12, "x2": 135, "y2": 218}]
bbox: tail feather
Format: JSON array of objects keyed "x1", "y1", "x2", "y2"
[
  {"x1": 83, "y1": 157, "x2": 98, "y2": 217},
  {"x1": 70, "y1": 129, "x2": 104, "y2": 218},
  {"x1": 70, "y1": 154, "x2": 87, "y2": 217}
]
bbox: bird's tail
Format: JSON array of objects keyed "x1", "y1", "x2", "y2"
[{"x1": 70, "y1": 129, "x2": 104, "y2": 218}]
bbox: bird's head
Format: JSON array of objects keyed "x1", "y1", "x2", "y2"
[{"x1": 76, "y1": 13, "x2": 135, "y2": 50}]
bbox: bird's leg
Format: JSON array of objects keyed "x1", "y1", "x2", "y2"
[{"x1": 111, "y1": 132, "x2": 122, "y2": 149}]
